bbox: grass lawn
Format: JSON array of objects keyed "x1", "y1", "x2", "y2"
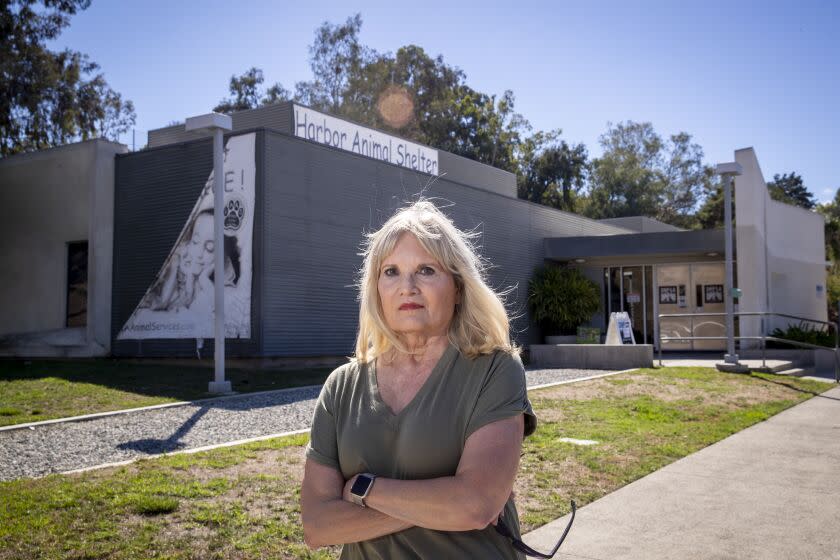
[
  {"x1": 0, "y1": 360, "x2": 333, "y2": 427},
  {"x1": 0, "y1": 367, "x2": 833, "y2": 559}
]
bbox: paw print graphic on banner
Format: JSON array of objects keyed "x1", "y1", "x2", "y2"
[{"x1": 224, "y1": 197, "x2": 245, "y2": 231}]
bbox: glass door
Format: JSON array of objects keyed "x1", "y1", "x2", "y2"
[
  {"x1": 603, "y1": 265, "x2": 654, "y2": 345},
  {"x1": 655, "y1": 263, "x2": 726, "y2": 351},
  {"x1": 656, "y1": 265, "x2": 692, "y2": 350},
  {"x1": 622, "y1": 267, "x2": 645, "y2": 344},
  {"x1": 690, "y1": 263, "x2": 726, "y2": 351}
]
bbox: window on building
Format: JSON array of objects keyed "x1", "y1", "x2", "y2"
[{"x1": 66, "y1": 241, "x2": 88, "y2": 327}]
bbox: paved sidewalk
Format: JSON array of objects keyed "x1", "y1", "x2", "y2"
[{"x1": 523, "y1": 384, "x2": 840, "y2": 560}]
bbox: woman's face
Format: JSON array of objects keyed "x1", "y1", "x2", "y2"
[
  {"x1": 184, "y1": 213, "x2": 215, "y2": 273},
  {"x1": 377, "y1": 233, "x2": 459, "y2": 340}
]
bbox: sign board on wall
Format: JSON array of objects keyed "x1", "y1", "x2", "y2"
[
  {"x1": 293, "y1": 104, "x2": 439, "y2": 174},
  {"x1": 117, "y1": 133, "x2": 256, "y2": 340}
]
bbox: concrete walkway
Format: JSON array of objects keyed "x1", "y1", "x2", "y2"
[
  {"x1": 523, "y1": 384, "x2": 840, "y2": 560},
  {"x1": 655, "y1": 353, "x2": 837, "y2": 383},
  {"x1": 657, "y1": 356, "x2": 791, "y2": 369}
]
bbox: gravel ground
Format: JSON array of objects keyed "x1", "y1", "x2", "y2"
[{"x1": 0, "y1": 367, "x2": 618, "y2": 481}]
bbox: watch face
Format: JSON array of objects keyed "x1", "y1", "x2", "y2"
[{"x1": 351, "y1": 475, "x2": 372, "y2": 497}]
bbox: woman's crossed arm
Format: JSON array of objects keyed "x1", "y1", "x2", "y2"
[{"x1": 300, "y1": 414, "x2": 524, "y2": 549}]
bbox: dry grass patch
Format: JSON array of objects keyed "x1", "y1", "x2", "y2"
[{"x1": 535, "y1": 368, "x2": 817, "y2": 410}]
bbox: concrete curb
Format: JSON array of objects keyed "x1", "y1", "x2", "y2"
[
  {"x1": 53, "y1": 428, "x2": 311, "y2": 479},
  {"x1": 527, "y1": 368, "x2": 640, "y2": 391}
]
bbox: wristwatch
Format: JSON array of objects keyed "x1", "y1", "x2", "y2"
[{"x1": 349, "y1": 473, "x2": 377, "y2": 507}]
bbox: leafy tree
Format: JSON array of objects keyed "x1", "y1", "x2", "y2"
[
  {"x1": 339, "y1": 43, "x2": 530, "y2": 174},
  {"x1": 695, "y1": 180, "x2": 726, "y2": 229},
  {"x1": 338, "y1": 45, "x2": 463, "y2": 137},
  {"x1": 767, "y1": 172, "x2": 815, "y2": 210},
  {"x1": 294, "y1": 13, "x2": 367, "y2": 113},
  {"x1": 585, "y1": 121, "x2": 712, "y2": 226},
  {"x1": 262, "y1": 82, "x2": 292, "y2": 105},
  {"x1": 817, "y1": 188, "x2": 840, "y2": 260},
  {"x1": 444, "y1": 87, "x2": 529, "y2": 173},
  {"x1": 214, "y1": 67, "x2": 263, "y2": 113},
  {"x1": 517, "y1": 131, "x2": 589, "y2": 211},
  {"x1": 215, "y1": 16, "x2": 532, "y2": 176},
  {"x1": 1, "y1": 0, "x2": 136, "y2": 157},
  {"x1": 814, "y1": 188, "x2": 840, "y2": 321},
  {"x1": 661, "y1": 132, "x2": 714, "y2": 227},
  {"x1": 585, "y1": 121, "x2": 666, "y2": 219},
  {"x1": 213, "y1": 67, "x2": 290, "y2": 113}
]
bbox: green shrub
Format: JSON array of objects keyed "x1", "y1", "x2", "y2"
[
  {"x1": 768, "y1": 324, "x2": 835, "y2": 349},
  {"x1": 529, "y1": 266, "x2": 600, "y2": 335}
]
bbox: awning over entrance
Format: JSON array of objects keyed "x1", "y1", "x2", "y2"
[{"x1": 544, "y1": 229, "x2": 728, "y2": 262}]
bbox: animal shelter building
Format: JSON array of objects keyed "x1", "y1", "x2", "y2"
[{"x1": 0, "y1": 102, "x2": 827, "y2": 360}]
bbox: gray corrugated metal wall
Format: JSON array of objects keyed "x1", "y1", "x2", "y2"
[
  {"x1": 149, "y1": 102, "x2": 518, "y2": 200},
  {"x1": 261, "y1": 130, "x2": 627, "y2": 356},
  {"x1": 437, "y1": 151, "x2": 517, "y2": 198},
  {"x1": 147, "y1": 103, "x2": 293, "y2": 149},
  {"x1": 597, "y1": 216, "x2": 683, "y2": 233},
  {"x1": 111, "y1": 133, "x2": 264, "y2": 357},
  {"x1": 113, "y1": 126, "x2": 629, "y2": 358}
]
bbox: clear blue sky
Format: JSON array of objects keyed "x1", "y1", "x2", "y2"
[{"x1": 49, "y1": 0, "x2": 839, "y2": 202}]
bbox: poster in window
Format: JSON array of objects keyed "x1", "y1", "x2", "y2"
[
  {"x1": 659, "y1": 286, "x2": 677, "y2": 304},
  {"x1": 117, "y1": 133, "x2": 256, "y2": 340},
  {"x1": 704, "y1": 284, "x2": 724, "y2": 304}
]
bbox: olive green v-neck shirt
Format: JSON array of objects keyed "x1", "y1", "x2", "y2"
[{"x1": 306, "y1": 345, "x2": 537, "y2": 559}]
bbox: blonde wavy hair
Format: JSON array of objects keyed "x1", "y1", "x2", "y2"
[{"x1": 355, "y1": 200, "x2": 517, "y2": 363}]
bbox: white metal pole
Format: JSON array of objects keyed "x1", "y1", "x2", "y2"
[
  {"x1": 185, "y1": 113, "x2": 232, "y2": 394},
  {"x1": 211, "y1": 128, "x2": 228, "y2": 392},
  {"x1": 723, "y1": 173, "x2": 738, "y2": 364}
]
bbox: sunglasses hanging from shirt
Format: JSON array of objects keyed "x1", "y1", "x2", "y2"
[{"x1": 494, "y1": 500, "x2": 576, "y2": 559}]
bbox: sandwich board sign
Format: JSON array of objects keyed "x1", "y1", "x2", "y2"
[{"x1": 605, "y1": 312, "x2": 636, "y2": 345}]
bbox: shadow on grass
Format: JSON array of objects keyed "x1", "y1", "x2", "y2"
[
  {"x1": 747, "y1": 372, "x2": 840, "y2": 402},
  {"x1": 0, "y1": 358, "x2": 333, "y2": 403}
]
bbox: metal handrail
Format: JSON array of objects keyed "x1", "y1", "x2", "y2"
[
  {"x1": 656, "y1": 311, "x2": 839, "y2": 383},
  {"x1": 659, "y1": 311, "x2": 835, "y2": 330}
]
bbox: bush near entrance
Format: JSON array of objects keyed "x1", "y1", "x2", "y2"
[
  {"x1": 768, "y1": 324, "x2": 835, "y2": 349},
  {"x1": 529, "y1": 266, "x2": 600, "y2": 336}
]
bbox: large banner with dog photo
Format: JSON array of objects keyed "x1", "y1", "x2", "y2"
[{"x1": 117, "y1": 133, "x2": 255, "y2": 340}]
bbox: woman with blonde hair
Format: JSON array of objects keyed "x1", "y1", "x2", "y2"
[{"x1": 301, "y1": 199, "x2": 537, "y2": 559}]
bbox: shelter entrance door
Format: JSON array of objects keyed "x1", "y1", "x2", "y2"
[
  {"x1": 656, "y1": 263, "x2": 726, "y2": 351},
  {"x1": 603, "y1": 266, "x2": 653, "y2": 345}
]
